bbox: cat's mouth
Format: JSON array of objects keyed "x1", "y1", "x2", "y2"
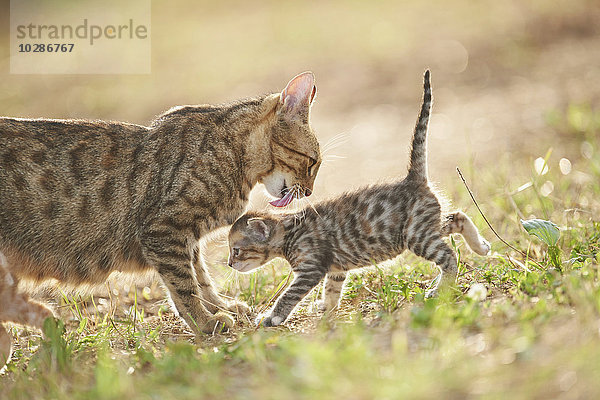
[{"x1": 269, "y1": 184, "x2": 296, "y2": 208}]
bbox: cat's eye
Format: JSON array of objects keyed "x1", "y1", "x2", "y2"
[
  {"x1": 307, "y1": 158, "x2": 317, "y2": 177},
  {"x1": 232, "y1": 248, "x2": 240, "y2": 257}
]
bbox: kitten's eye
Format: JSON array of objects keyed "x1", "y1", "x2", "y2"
[
  {"x1": 307, "y1": 158, "x2": 317, "y2": 177},
  {"x1": 232, "y1": 248, "x2": 240, "y2": 257}
]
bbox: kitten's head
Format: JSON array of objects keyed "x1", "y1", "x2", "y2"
[
  {"x1": 227, "y1": 212, "x2": 281, "y2": 273},
  {"x1": 259, "y1": 72, "x2": 322, "y2": 208}
]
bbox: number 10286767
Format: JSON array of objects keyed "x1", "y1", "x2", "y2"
[{"x1": 18, "y1": 43, "x2": 74, "y2": 53}]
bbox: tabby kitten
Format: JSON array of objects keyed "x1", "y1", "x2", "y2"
[
  {"x1": 0, "y1": 72, "x2": 322, "y2": 335},
  {"x1": 228, "y1": 71, "x2": 491, "y2": 327}
]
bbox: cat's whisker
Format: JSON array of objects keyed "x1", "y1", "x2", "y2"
[
  {"x1": 321, "y1": 132, "x2": 349, "y2": 155},
  {"x1": 301, "y1": 196, "x2": 322, "y2": 220},
  {"x1": 323, "y1": 131, "x2": 348, "y2": 146},
  {"x1": 324, "y1": 154, "x2": 346, "y2": 161},
  {"x1": 291, "y1": 186, "x2": 304, "y2": 226}
]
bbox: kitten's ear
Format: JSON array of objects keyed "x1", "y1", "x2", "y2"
[
  {"x1": 247, "y1": 218, "x2": 270, "y2": 241},
  {"x1": 279, "y1": 72, "x2": 316, "y2": 117}
]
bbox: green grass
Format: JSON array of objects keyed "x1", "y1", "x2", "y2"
[{"x1": 1, "y1": 105, "x2": 599, "y2": 399}]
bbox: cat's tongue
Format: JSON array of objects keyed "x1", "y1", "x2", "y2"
[{"x1": 269, "y1": 191, "x2": 295, "y2": 208}]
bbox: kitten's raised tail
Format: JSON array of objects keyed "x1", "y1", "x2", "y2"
[{"x1": 406, "y1": 70, "x2": 432, "y2": 183}]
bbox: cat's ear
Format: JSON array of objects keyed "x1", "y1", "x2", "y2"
[
  {"x1": 279, "y1": 72, "x2": 316, "y2": 117},
  {"x1": 247, "y1": 218, "x2": 270, "y2": 241}
]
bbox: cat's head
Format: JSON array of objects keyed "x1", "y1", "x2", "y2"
[
  {"x1": 259, "y1": 72, "x2": 322, "y2": 208},
  {"x1": 227, "y1": 212, "x2": 282, "y2": 273}
]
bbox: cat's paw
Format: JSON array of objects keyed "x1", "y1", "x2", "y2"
[
  {"x1": 201, "y1": 311, "x2": 234, "y2": 334},
  {"x1": 255, "y1": 313, "x2": 284, "y2": 328},
  {"x1": 474, "y1": 237, "x2": 491, "y2": 256},
  {"x1": 312, "y1": 300, "x2": 327, "y2": 313},
  {"x1": 226, "y1": 300, "x2": 252, "y2": 316},
  {"x1": 425, "y1": 288, "x2": 438, "y2": 299}
]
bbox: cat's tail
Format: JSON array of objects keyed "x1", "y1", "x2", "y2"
[{"x1": 406, "y1": 70, "x2": 432, "y2": 183}]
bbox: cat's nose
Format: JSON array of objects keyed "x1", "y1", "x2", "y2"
[{"x1": 305, "y1": 188, "x2": 312, "y2": 197}]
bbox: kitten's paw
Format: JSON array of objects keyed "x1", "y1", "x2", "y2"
[
  {"x1": 201, "y1": 311, "x2": 234, "y2": 334},
  {"x1": 425, "y1": 288, "x2": 438, "y2": 299},
  {"x1": 474, "y1": 238, "x2": 491, "y2": 256},
  {"x1": 255, "y1": 313, "x2": 284, "y2": 328},
  {"x1": 312, "y1": 300, "x2": 338, "y2": 314}
]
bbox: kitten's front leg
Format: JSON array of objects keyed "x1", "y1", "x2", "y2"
[
  {"x1": 258, "y1": 263, "x2": 326, "y2": 327},
  {"x1": 316, "y1": 271, "x2": 347, "y2": 313}
]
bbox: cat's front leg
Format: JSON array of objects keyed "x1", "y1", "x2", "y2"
[
  {"x1": 141, "y1": 230, "x2": 233, "y2": 335},
  {"x1": 192, "y1": 247, "x2": 251, "y2": 317},
  {"x1": 257, "y1": 263, "x2": 326, "y2": 327}
]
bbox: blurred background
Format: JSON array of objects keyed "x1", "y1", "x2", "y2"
[{"x1": 1, "y1": 0, "x2": 598, "y2": 194}]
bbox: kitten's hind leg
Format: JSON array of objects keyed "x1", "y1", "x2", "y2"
[
  {"x1": 3, "y1": 293, "x2": 55, "y2": 329},
  {"x1": 316, "y1": 271, "x2": 347, "y2": 314},
  {"x1": 0, "y1": 263, "x2": 55, "y2": 329},
  {"x1": 442, "y1": 212, "x2": 491, "y2": 255},
  {"x1": 258, "y1": 262, "x2": 327, "y2": 327},
  {"x1": 0, "y1": 325, "x2": 12, "y2": 368},
  {"x1": 0, "y1": 263, "x2": 54, "y2": 369},
  {"x1": 409, "y1": 234, "x2": 458, "y2": 298}
]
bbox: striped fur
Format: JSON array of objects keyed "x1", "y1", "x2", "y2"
[
  {"x1": 407, "y1": 70, "x2": 431, "y2": 183},
  {"x1": 0, "y1": 72, "x2": 322, "y2": 335},
  {"x1": 228, "y1": 71, "x2": 491, "y2": 327}
]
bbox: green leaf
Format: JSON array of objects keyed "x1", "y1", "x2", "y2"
[{"x1": 521, "y1": 219, "x2": 560, "y2": 246}]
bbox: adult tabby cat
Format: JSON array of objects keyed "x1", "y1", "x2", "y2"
[
  {"x1": 227, "y1": 71, "x2": 491, "y2": 327},
  {"x1": 0, "y1": 72, "x2": 322, "y2": 335}
]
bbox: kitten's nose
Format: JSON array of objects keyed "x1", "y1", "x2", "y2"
[{"x1": 305, "y1": 188, "x2": 312, "y2": 197}]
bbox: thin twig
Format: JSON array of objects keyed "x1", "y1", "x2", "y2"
[{"x1": 456, "y1": 167, "x2": 544, "y2": 270}]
